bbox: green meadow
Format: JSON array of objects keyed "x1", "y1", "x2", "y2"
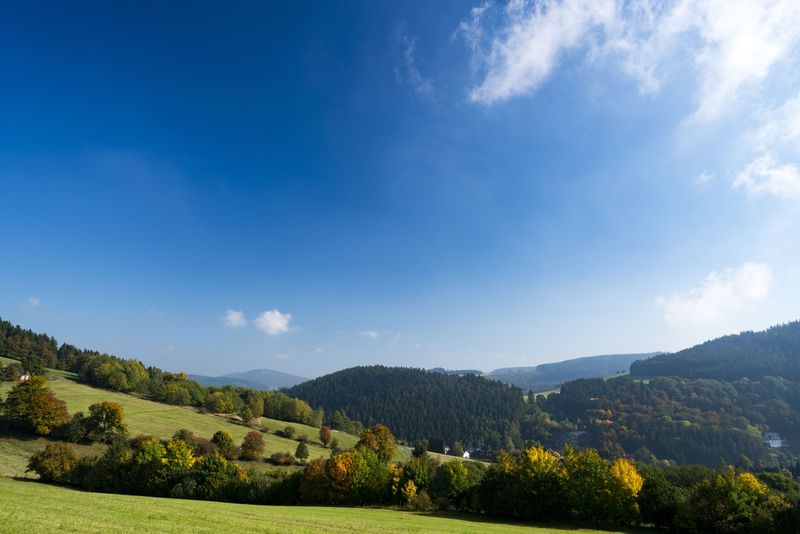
[
  {"x1": 0, "y1": 365, "x2": 358, "y2": 476},
  {"x1": 0, "y1": 477, "x2": 633, "y2": 534}
]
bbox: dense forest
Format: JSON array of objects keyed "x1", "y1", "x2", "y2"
[
  {"x1": 541, "y1": 375, "x2": 799, "y2": 466},
  {"x1": 286, "y1": 366, "x2": 530, "y2": 449},
  {"x1": 630, "y1": 321, "x2": 800, "y2": 380}
]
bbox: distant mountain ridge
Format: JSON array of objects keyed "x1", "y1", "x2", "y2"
[
  {"x1": 190, "y1": 368, "x2": 308, "y2": 391},
  {"x1": 434, "y1": 353, "x2": 658, "y2": 393}
]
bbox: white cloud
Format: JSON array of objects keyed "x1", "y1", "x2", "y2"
[
  {"x1": 27, "y1": 297, "x2": 40, "y2": 309},
  {"x1": 697, "y1": 170, "x2": 714, "y2": 183},
  {"x1": 657, "y1": 262, "x2": 772, "y2": 327},
  {"x1": 360, "y1": 330, "x2": 381, "y2": 339},
  {"x1": 223, "y1": 309, "x2": 247, "y2": 328},
  {"x1": 255, "y1": 309, "x2": 292, "y2": 335},
  {"x1": 468, "y1": 0, "x2": 616, "y2": 104},
  {"x1": 462, "y1": 0, "x2": 800, "y2": 120},
  {"x1": 750, "y1": 90, "x2": 800, "y2": 152},
  {"x1": 733, "y1": 154, "x2": 800, "y2": 198},
  {"x1": 394, "y1": 22, "x2": 433, "y2": 97}
]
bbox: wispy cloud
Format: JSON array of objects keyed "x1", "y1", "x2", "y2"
[
  {"x1": 733, "y1": 154, "x2": 800, "y2": 199},
  {"x1": 254, "y1": 309, "x2": 292, "y2": 335},
  {"x1": 393, "y1": 22, "x2": 433, "y2": 98},
  {"x1": 462, "y1": 0, "x2": 800, "y2": 121},
  {"x1": 223, "y1": 309, "x2": 247, "y2": 327},
  {"x1": 467, "y1": 0, "x2": 615, "y2": 104},
  {"x1": 657, "y1": 262, "x2": 772, "y2": 327},
  {"x1": 26, "y1": 297, "x2": 41, "y2": 310},
  {"x1": 360, "y1": 330, "x2": 381, "y2": 339},
  {"x1": 697, "y1": 170, "x2": 714, "y2": 183}
]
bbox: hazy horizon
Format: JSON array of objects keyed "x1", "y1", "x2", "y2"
[{"x1": 3, "y1": 1, "x2": 800, "y2": 377}]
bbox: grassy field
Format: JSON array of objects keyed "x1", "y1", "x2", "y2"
[
  {"x1": 0, "y1": 477, "x2": 635, "y2": 534},
  {"x1": 0, "y1": 363, "x2": 359, "y2": 476}
]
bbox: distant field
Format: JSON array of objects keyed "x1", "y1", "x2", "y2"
[
  {"x1": 0, "y1": 477, "x2": 634, "y2": 534},
  {"x1": 0, "y1": 366, "x2": 357, "y2": 468}
]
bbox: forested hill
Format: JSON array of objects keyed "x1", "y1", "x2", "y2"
[
  {"x1": 631, "y1": 321, "x2": 800, "y2": 380},
  {"x1": 285, "y1": 365, "x2": 525, "y2": 448}
]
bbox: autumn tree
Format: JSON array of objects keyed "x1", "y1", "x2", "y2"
[
  {"x1": 240, "y1": 431, "x2": 265, "y2": 461},
  {"x1": 0, "y1": 375, "x2": 68, "y2": 435},
  {"x1": 26, "y1": 442, "x2": 78, "y2": 483},
  {"x1": 319, "y1": 425, "x2": 332, "y2": 447},
  {"x1": 356, "y1": 424, "x2": 396, "y2": 463}
]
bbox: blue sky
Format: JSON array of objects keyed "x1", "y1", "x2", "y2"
[{"x1": 2, "y1": 1, "x2": 800, "y2": 377}]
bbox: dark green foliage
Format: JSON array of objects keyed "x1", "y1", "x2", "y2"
[
  {"x1": 631, "y1": 321, "x2": 800, "y2": 380},
  {"x1": 542, "y1": 374, "x2": 798, "y2": 466},
  {"x1": 295, "y1": 441, "x2": 309, "y2": 459},
  {"x1": 0, "y1": 361, "x2": 23, "y2": 381},
  {"x1": 286, "y1": 366, "x2": 525, "y2": 448},
  {"x1": 411, "y1": 439, "x2": 428, "y2": 457},
  {"x1": 637, "y1": 473, "x2": 684, "y2": 528},
  {"x1": 21, "y1": 354, "x2": 46, "y2": 376}
]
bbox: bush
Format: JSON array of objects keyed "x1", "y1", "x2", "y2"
[
  {"x1": 270, "y1": 452, "x2": 297, "y2": 466},
  {"x1": 27, "y1": 442, "x2": 78, "y2": 483},
  {"x1": 277, "y1": 426, "x2": 296, "y2": 439}
]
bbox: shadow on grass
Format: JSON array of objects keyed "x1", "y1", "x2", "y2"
[{"x1": 412, "y1": 510, "x2": 655, "y2": 533}]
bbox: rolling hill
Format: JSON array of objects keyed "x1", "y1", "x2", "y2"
[
  {"x1": 285, "y1": 365, "x2": 525, "y2": 448},
  {"x1": 630, "y1": 321, "x2": 800, "y2": 380},
  {"x1": 486, "y1": 353, "x2": 658, "y2": 392},
  {"x1": 190, "y1": 368, "x2": 308, "y2": 390},
  {"x1": 0, "y1": 364, "x2": 357, "y2": 476}
]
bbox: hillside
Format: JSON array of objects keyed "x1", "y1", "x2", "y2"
[
  {"x1": 0, "y1": 366, "x2": 357, "y2": 475},
  {"x1": 191, "y1": 368, "x2": 308, "y2": 390},
  {"x1": 286, "y1": 366, "x2": 525, "y2": 448},
  {"x1": 630, "y1": 321, "x2": 800, "y2": 380},
  {"x1": 488, "y1": 353, "x2": 657, "y2": 392}
]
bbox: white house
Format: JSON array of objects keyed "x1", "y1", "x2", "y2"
[
  {"x1": 763, "y1": 432, "x2": 783, "y2": 448},
  {"x1": 462, "y1": 451, "x2": 470, "y2": 459}
]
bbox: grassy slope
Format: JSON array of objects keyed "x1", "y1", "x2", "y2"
[
  {"x1": 0, "y1": 477, "x2": 633, "y2": 534},
  {"x1": 0, "y1": 367, "x2": 358, "y2": 470}
]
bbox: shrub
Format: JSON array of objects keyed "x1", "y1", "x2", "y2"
[
  {"x1": 27, "y1": 442, "x2": 78, "y2": 483},
  {"x1": 270, "y1": 452, "x2": 297, "y2": 466}
]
